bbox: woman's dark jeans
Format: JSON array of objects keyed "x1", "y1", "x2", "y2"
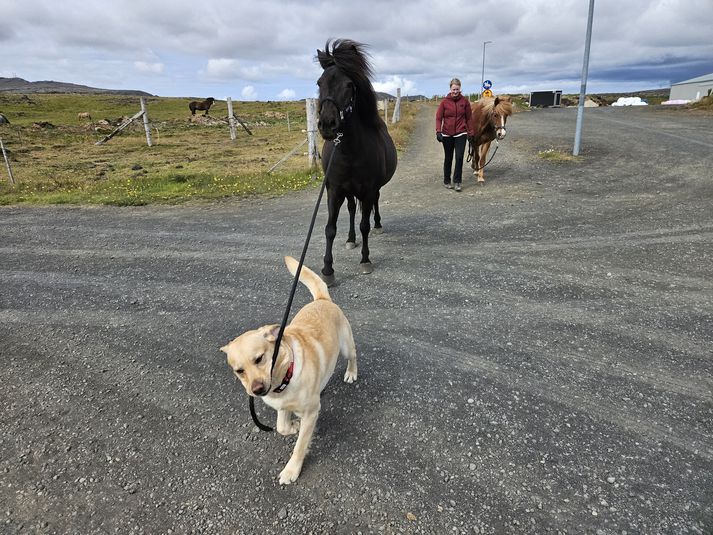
[{"x1": 442, "y1": 135, "x2": 467, "y2": 184}]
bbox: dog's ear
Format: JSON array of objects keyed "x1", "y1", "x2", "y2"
[{"x1": 261, "y1": 324, "x2": 280, "y2": 342}]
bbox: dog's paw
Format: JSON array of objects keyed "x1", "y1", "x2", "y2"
[
  {"x1": 279, "y1": 463, "x2": 302, "y2": 485},
  {"x1": 344, "y1": 370, "x2": 357, "y2": 383},
  {"x1": 277, "y1": 420, "x2": 300, "y2": 436}
]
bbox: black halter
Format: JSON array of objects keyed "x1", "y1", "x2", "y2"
[{"x1": 319, "y1": 86, "x2": 355, "y2": 123}]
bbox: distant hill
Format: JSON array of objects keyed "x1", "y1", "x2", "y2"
[
  {"x1": 374, "y1": 91, "x2": 429, "y2": 102},
  {"x1": 374, "y1": 91, "x2": 396, "y2": 101},
  {"x1": 560, "y1": 88, "x2": 670, "y2": 106},
  {"x1": 0, "y1": 77, "x2": 153, "y2": 96},
  {"x1": 592, "y1": 88, "x2": 669, "y2": 104}
]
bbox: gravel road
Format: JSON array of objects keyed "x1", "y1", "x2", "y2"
[{"x1": 1, "y1": 103, "x2": 712, "y2": 534}]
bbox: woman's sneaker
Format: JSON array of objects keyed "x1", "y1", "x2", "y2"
[
  {"x1": 455, "y1": 183, "x2": 462, "y2": 192},
  {"x1": 444, "y1": 182, "x2": 453, "y2": 189}
]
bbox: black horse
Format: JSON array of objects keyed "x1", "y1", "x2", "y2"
[
  {"x1": 189, "y1": 97, "x2": 215, "y2": 116},
  {"x1": 316, "y1": 39, "x2": 397, "y2": 286}
]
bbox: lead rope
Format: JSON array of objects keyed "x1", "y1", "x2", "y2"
[
  {"x1": 248, "y1": 133, "x2": 342, "y2": 432},
  {"x1": 467, "y1": 138, "x2": 499, "y2": 171}
]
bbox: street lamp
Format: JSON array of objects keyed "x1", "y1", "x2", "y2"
[{"x1": 480, "y1": 40, "x2": 492, "y2": 99}]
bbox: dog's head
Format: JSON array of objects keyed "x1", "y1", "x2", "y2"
[{"x1": 221, "y1": 325, "x2": 279, "y2": 397}]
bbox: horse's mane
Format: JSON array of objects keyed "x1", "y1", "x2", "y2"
[
  {"x1": 317, "y1": 39, "x2": 380, "y2": 127},
  {"x1": 479, "y1": 95, "x2": 513, "y2": 117}
]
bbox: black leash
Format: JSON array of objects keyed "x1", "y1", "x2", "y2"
[
  {"x1": 467, "y1": 138, "x2": 499, "y2": 171},
  {"x1": 248, "y1": 134, "x2": 341, "y2": 432}
]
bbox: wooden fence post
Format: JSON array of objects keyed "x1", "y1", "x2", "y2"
[
  {"x1": 231, "y1": 113, "x2": 253, "y2": 136},
  {"x1": 140, "y1": 98, "x2": 152, "y2": 147},
  {"x1": 227, "y1": 98, "x2": 237, "y2": 140},
  {"x1": 94, "y1": 109, "x2": 144, "y2": 145},
  {"x1": 267, "y1": 138, "x2": 308, "y2": 174},
  {"x1": 391, "y1": 87, "x2": 401, "y2": 124},
  {"x1": 1, "y1": 138, "x2": 15, "y2": 185},
  {"x1": 383, "y1": 99, "x2": 388, "y2": 123},
  {"x1": 306, "y1": 98, "x2": 319, "y2": 169}
]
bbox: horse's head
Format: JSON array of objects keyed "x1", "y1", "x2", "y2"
[
  {"x1": 491, "y1": 96, "x2": 513, "y2": 140},
  {"x1": 316, "y1": 65, "x2": 355, "y2": 140},
  {"x1": 206, "y1": 97, "x2": 215, "y2": 105},
  {"x1": 316, "y1": 39, "x2": 375, "y2": 141}
]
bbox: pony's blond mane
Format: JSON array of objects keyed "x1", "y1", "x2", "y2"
[{"x1": 479, "y1": 96, "x2": 513, "y2": 117}]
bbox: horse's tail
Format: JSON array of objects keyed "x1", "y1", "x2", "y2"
[{"x1": 284, "y1": 256, "x2": 331, "y2": 302}]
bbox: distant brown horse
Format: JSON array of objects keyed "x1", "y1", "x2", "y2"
[
  {"x1": 467, "y1": 96, "x2": 513, "y2": 184},
  {"x1": 189, "y1": 97, "x2": 215, "y2": 116}
]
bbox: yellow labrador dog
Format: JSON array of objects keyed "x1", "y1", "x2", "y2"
[{"x1": 221, "y1": 256, "x2": 357, "y2": 485}]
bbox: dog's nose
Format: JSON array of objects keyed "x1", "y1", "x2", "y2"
[{"x1": 251, "y1": 381, "x2": 267, "y2": 396}]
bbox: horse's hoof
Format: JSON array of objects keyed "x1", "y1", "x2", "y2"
[
  {"x1": 345, "y1": 241, "x2": 357, "y2": 250},
  {"x1": 360, "y1": 262, "x2": 373, "y2": 275},
  {"x1": 372, "y1": 227, "x2": 384, "y2": 235},
  {"x1": 321, "y1": 273, "x2": 337, "y2": 287},
  {"x1": 477, "y1": 180, "x2": 485, "y2": 186}
]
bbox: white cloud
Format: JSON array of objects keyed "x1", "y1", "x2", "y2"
[
  {"x1": 238, "y1": 65, "x2": 266, "y2": 81},
  {"x1": 277, "y1": 88, "x2": 296, "y2": 100},
  {"x1": 3, "y1": 0, "x2": 712, "y2": 98},
  {"x1": 205, "y1": 58, "x2": 240, "y2": 79},
  {"x1": 241, "y1": 85, "x2": 257, "y2": 100},
  {"x1": 134, "y1": 61, "x2": 164, "y2": 74},
  {"x1": 372, "y1": 76, "x2": 418, "y2": 97}
]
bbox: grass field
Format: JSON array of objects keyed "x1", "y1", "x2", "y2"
[{"x1": 0, "y1": 94, "x2": 419, "y2": 205}]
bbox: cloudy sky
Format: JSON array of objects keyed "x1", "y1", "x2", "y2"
[{"x1": 1, "y1": 0, "x2": 712, "y2": 100}]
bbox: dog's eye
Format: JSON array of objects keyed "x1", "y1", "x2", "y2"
[{"x1": 255, "y1": 355, "x2": 263, "y2": 365}]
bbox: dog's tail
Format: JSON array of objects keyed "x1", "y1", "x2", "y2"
[{"x1": 284, "y1": 256, "x2": 332, "y2": 302}]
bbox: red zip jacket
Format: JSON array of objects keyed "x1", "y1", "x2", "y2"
[{"x1": 436, "y1": 94, "x2": 474, "y2": 136}]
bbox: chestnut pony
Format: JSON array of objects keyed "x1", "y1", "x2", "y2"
[
  {"x1": 316, "y1": 39, "x2": 397, "y2": 286},
  {"x1": 467, "y1": 96, "x2": 513, "y2": 184}
]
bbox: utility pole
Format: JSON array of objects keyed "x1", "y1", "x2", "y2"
[
  {"x1": 573, "y1": 0, "x2": 595, "y2": 156},
  {"x1": 480, "y1": 40, "x2": 492, "y2": 99}
]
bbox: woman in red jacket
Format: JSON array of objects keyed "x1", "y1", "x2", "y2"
[{"x1": 435, "y1": 78, "x2": 474, "y2": 192}]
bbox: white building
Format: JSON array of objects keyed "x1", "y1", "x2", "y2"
[{"x1": 669, "y1": 73, "x2": 713, "y2": 101}]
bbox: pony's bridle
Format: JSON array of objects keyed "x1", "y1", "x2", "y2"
[
  {"x1": 318, "y1": 79, "x2": 356, "y2": 131},
  {"x1": 319, "y1": 95, "x2": 354, "y2": 122},
  {"x1": 493, "y1": 121, "x2": 506, "y2": 142}
]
